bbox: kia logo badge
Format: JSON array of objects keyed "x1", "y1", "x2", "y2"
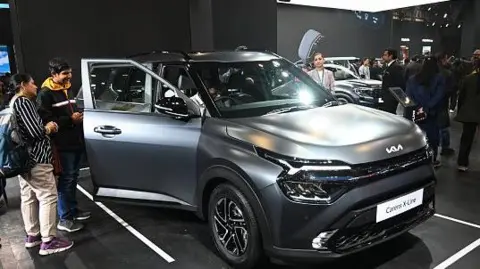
[{"x1": 386, "y1": 144, "x2": 404, "y2": 154}]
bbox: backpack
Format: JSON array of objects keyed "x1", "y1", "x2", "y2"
[{"x1": 0, "y1": 95, "x2": 31, "y2": 180}]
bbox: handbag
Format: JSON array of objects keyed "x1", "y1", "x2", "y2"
[
  {"x1": 51, "y1": 143, "x2": 62, "y2": 176},
  {"x1": 412, "y1": 107, "x2": 427, "y2": 124}
]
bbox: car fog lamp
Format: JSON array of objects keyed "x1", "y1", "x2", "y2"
[{"x1": 312, "y1": 230, "x2": 337, "y2": 250}]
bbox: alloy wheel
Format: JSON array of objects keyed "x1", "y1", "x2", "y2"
[{"x1": 213, "y1": 197, "x2": 249, "y2": 257}]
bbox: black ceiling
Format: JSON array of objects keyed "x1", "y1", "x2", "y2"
[{"x1": 392, "y1": 0, "x2": 469, "y2": 28}]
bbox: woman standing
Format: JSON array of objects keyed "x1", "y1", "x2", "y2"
[
  {"x1": 406, "y1": 56, "x2": 446, "y2": 167},
  {"x1": 307, "y1": 52, "x2": 335, "y2": 92},
  {"x1": 10, "y1": 73, "x2": 73, "y2": 255},
  {"x1": 358, "y1": 58, "x2": 371, "y2": 79},
  {"x1": 455, "y1": 58, "x2": 480, "y2": 172}
]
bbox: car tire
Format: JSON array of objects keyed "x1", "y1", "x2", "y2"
[{"x1": 208, "y1": 183, "x2": 262, "y2": 269}]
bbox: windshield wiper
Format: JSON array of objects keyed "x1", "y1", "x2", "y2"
[{"x1": 265, "y1": 105, "x2": 315, "y2": 115}]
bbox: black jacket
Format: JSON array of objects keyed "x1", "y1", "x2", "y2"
[
  {"x1": 456, "y1": 71, "x2": 480, "y2": 124},
  {"x1": 381, "y1": 61, "x2": 405, "y2": 113},
  {"x1": 437, "y1": 66, "x2": 454, "y2": 128},
  {"x1": 37, "y1": 78, "x2": 84, "y2": 151}
]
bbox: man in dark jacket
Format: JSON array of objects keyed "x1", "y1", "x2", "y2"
[
  {"x1": 404, "y1": 55, "x2": 422, "y2": 82},
  {"x1": 436, "y1": 52, "x2": 455, "y2": 156},
  {"x1": 37, "y1": 58, "x2": 90, "y2": 233},
  {"x1": 455, "y1": 58, "x2": 480, "y2": 172},
  {"x1": 380, "y1": 48, "x2": 405, "y2": 114}
]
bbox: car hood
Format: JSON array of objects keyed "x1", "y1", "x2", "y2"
[
  {"x1": 346, "y1": 79, "x2": 382, "y2": 88},
  {"x1": 226, "y1": 104, "x2": 426, "y2": 164}
]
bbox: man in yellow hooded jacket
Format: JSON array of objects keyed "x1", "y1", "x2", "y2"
[{"x1": 37, "y1": 58, "x2": 90, "y2": 233}]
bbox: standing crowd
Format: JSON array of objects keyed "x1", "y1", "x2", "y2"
[
  {"x1": 0, "y1": 58, "x2": 89, "y2": 255},
  {"x1": 307, "y1": 48, "x2": 480, "y2": 171}
]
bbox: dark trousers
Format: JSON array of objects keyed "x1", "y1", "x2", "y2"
[
  {"x1": 439, "y1": 128, "x2": 451, "y2": 148},
  {"x1": 458, "y1": 122, "x2": 478, "y2": 167},
  {"x1": 418, "y1": 119, "x2": 440, "y2": 161},
  {"x1": 57, "y1": 150, "x2": 83, "y2": 221},
  {"x1": 449, "y1": 91, "x2": 458, "y2": 111}
]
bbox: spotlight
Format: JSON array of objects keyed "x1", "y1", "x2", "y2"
[
  {"x1": 443, "y1": 13, "x2": 447, "y2": 18},
  {"x1": 432, "y1": 22, "x2": 436, "y2": 26},
  {"x1": 458, "y1": 24, "x2": 462, "y2": 28},
  {"x1": 446, "y1": 23, "x2": 449, "y2": 27},
  {"x1": 428, "y1": 7, "x2": 431, "y2": 11}
]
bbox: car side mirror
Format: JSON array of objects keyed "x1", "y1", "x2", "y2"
[{"x1": 155, "y1": 96, "x2": 190, "y2": 119}]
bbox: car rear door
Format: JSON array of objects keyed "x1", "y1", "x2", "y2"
[{"x1": 80, "y1": 59, "x2": 202, "y2": 207}]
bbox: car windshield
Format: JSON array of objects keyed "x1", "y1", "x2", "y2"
[
  {"x1": 328, "y1": 66, "x2": 359, "y2": 81},
  {"x1": 191, "y1": 59, "x2": 335, "y2": 118}
]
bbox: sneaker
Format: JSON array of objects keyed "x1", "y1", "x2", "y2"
[
  {"x1": 458, "y1": 166, "x2": 469, "y2": 172},
  {"x1": 25, "y1": 235, "x2": 42, "y2": 248},
  {"x1": 57, "y1": 219, "x2": 84, "y2": 233},
  {"x1": 74, "y1": 210, "x2": 91, "y2": 221},
  {"x1": 39, "y1": 237, "x2": 73, "y2": 256}
]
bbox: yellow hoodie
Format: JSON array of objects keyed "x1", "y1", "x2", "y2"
[{"x1": 41, "y1": 77, "x2": 72, "y2": 97}]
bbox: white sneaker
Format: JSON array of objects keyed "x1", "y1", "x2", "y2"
[{"x1": 458, "y1": 166, "x2": 469, "y2": 172}]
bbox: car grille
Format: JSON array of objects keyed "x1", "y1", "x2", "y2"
[
  {"x1": 326, "y1": 186, "x2": 435, "y2": 253},
  {"x1": 371, "y1": 88, "x2": 382, "y2": 99},
  {"x1": 350, "y1": 147, "x2": 431, "y2": 183}
]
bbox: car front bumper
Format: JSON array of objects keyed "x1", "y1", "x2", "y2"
[{"x1": 260, "y1": 164, "x2": 436, "y2": 262}]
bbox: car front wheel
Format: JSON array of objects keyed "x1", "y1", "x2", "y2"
[{"x1": 208, "y1": 183, "x2": 262, "y2": 269}]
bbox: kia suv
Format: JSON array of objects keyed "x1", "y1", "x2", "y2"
[{"x1": 77, "y1": 50, "x2": 436, "y2": 268}]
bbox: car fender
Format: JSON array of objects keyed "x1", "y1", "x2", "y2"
[
  {"x1": 195, "y1": 161, "x2": 273, "y2": 249},
  {"x1": 333, "y1": 88, "x2": 359, "y2": 104}
]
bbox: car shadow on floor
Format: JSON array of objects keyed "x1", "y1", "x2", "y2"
[{"x1": 127, "y1": 203, "x2": 434, "y2": 269}]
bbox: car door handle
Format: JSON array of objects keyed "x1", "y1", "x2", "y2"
[{"x1": 94, "y1": 125, "x2": 122, "y2": 135}]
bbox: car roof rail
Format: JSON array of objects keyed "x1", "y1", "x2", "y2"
[{"x1": 127, "y1": 50, "x2": 190, "y2": 60}]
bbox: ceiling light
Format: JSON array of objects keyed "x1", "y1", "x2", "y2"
[
  {"x1": 422, "y1": 39, "x2": 434, "y2": 43},
  {"x1": 445, "y1": 23, "x2": 449, "y2": 27},
  {"x1": 458, "y1": 24, "x2": 462, "y2": 28},
  {"x1": 432, "y1": 22, "x2": 436, "y2": 26},
  {"x1": 444, "y1": 13, "x2": 447, "y2": 18},
  {"x1": 276, "y1": 0, "x2": 451, "y2": 12},
  {"x1": 401, "y1": 38, "x2": 410, "y2": 42},
  {"x1": 428, "y1": 7, "x2": 432, "y2": 11}
]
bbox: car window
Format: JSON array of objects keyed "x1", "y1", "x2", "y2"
[
  {"x1": 79, "y1": 63, "x2": 154, "y2": 113},
  {"x1": 327, "y1": 67, "x2": 356, "y2": 81},
  {"x1": 162, "y1": 65, "x2": 198, "y2": 98},
  {"x1": 191, "y1": 59, "x2": 334, "y2": 118}
]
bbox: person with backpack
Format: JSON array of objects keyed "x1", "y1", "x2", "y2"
[{"x1": 10, "y1": 73, "x2": 73, "y2": 255}]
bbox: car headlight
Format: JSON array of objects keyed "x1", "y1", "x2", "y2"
[
  {"x1": 256, "y1": 147, "x2": 353, "y2": 204},
  {"x1": 353, "y1": 87, "x2": 373, "y2": 97}
]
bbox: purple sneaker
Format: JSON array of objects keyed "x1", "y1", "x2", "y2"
[
  {"x1": 39, "y1": 237, "x2": 74, "y2": 256},
  {"x1": 25, "y1": 235, "x2": 42, "y2": 248}
]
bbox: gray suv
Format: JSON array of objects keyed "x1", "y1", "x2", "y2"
[{"x1": 78, "y1": 50, "x2": 436, "y2": 268}]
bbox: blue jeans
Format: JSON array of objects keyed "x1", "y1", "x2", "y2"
[
  {"x1": 439, "y1": 128, "x2": 451, "y2": 148},
  {"x1": 57, "y1": 150, "x2": 83, "y2": 221}
]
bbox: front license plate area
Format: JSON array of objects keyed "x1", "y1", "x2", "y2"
[{"x1": 376, "y1": 189, "x2": 424, "y2": 223}]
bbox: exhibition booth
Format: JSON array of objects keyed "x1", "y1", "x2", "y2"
[{"x1": 0, "y1": 0, "x2": 479, "y2": 269}]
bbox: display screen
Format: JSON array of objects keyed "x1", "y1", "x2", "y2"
[
  {"x1": 389, "y1": 87, "x2": 417, "y2": 108},
  {"x1": 0, "y1": 45, "x2": 11, "y2": 74}
]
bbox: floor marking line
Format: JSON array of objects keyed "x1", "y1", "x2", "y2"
[
  {"x1": 76, "y1": 185, "x2": 175, "y2": 263},
  {"x1": 434, "y1": 213, "x2": 480, "y2": 229},
  {"x1": 433, "y1": 238, "x2": 480, "y2": 269}
]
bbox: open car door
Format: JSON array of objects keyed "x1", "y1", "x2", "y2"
[{"x1": 79, "y1": 58, "x2": 202, "y2": 208}]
